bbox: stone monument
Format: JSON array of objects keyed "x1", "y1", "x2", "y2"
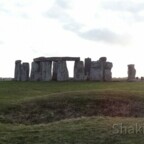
[
  {"x1": 127, "y1": 64, "x2": 136, "y2": 81},
  {"x1": 74, "y1": 61, "x2": 85, "y2": 81}
]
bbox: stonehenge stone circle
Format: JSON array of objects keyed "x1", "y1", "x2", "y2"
[
  {"x1": 14, "y1": 60, "x2": 21, "y2": 81},
  {"x1": 57, "y1": 61, "x2": 69, "y2": 81},
  {"x1": 84, "y1": 58, "x2": 91, "y2": 80},
  {"x1": 104, "y1": 62, "x2": 113, "y2": 81},
  {"x1": 52, "y1": 62, "x2": 58, "y2": 80},
  {"x1": 40, "y1": 61, "x2": 52, "y2": 81},
  {"x1": 14, "y1": 60, "x2": 29, "y2": 81},
  {"x1": 74, "y1": 61, "x2": 85, "y2": 81},
  {"x1": 90, "y1": 61, "x2": 103, "y2": 81},
  {"x1": 14, "y1": 56, "x2": 113, "y2": 82},
  {"x1": 127, "y1": 64, "x2": 136, "y2": 81},
  {"x1": 90, "y1": 57, "x2": 113, "y2": 81},
  {"x1": 21, "y1": 63, "x2": 29, "y2": 81},
  {"x1": 34, "y1": 57, "x2": 80, "y2": 62},
  {"x1": 30, "y1": 62, "x2": 41, "y2": 81}
]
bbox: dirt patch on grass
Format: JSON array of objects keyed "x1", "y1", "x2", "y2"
[{"x1": 0, "y1": 94, "x2": 144, "y2": 124}]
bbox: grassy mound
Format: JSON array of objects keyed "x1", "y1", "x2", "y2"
[
  {"x1": 0, "y1": 81, "x2": 144, "y2": 143},
  {"x1": 1, "y1": 91, "x2": 144, "y2": 124}
]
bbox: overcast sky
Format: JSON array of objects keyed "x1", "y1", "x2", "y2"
[{"x1": 0, "y1": 0, "x2": 144, "y2": 78}]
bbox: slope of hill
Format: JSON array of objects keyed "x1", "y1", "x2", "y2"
[{"x1": 0, "y1": 81, "x2": 144, "y2": 143}]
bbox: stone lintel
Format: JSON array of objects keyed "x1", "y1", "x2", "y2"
[{"x1": 34, "y1": 57, "x2": 80, "y2": 62}]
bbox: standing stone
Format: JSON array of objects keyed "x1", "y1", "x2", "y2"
[
  {"x1": 99, "y1": 57, "x2": 107, "y2": 62},
  {"x1": 52, "y1": 62, "x2": 58, "y2": 81},
  {"x1": 104, "y1": 62, "x2": 113, "y2": 81},
  {"x1": 74, "y1": 61, "x2": 85, "y2": 81},
  {"x1": 57, "y1": 61, "x2": 69, "y2": 81},
  {"x1": 89, "y1": 57, "x2": 113, "y2": 81},
  {"x1": 40, "y1": 61, "x2": 52, "y2": 81},
  {"x1": 127, "y1": 64, "x2": 136, "y2": 81},
  {"x1": 90, "y1": 61, "x2": 103, "y2": 81},
  {"x1": 30, "y1": 62, "x2": 41, "y2": 81},
  {"x1": 99, "y1": 57, "x2": 107, "y2": 81},
  {"x1": 14, "y1": 60, "x2": 21, "y2": 81},
  {"x1": 21, "y1": 63, "x2": 29, "y2": 81},
  {"x1": 84, "y1": 58, "x2": 91, "y2": 80}
]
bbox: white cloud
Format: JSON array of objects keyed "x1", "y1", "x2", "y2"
[
  {"x1": 78, "y1": 29, "x2": 130, "y2": 45},
  {"x1": 55, "y1": 0, "x2": 71, "y2": 9},
  {"x1": 46, "y1": 0, "x2": 131, "y2": 45},
  {"x1": 0, "y1": 0, "x2": 144, "y2": 77},
  {"x1": 103, "y1": 0, "x2": 144, "y2": 13}
]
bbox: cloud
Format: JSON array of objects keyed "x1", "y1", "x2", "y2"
[
  {"x1": 44, "y1": 0, "x2": 81, "y2": 32},
  {"x1": 100, "y1": 0, "x2": 144, "y2": 24},
  {"x1": 44, "y1": 0, "x2": 83, "y2": 33},
  {"x1": 45, "y1": 0, "x2": 131, "y2": 45},
  {"x1": 0, "y1": 1, "x2": 29, "y2": 18},
  {"x1": 63, "y1": 22, "x2": 82, "y2": 32},
  {"x1": 63, "y1": 25, "x2": 130, "y2": 45},
  {"x1": 44, "y1": 0, "x2": 71, "y2": 21},
  {"x1": 46, "y1": 7, "x2": 69, "y2": 21},
  {"x1": 47, "y1": 9, "x2": 130, "y2": 45},
  {"x1": 55, "y1": 0, "x2": 71, "y2": 9},
  {"x1": 77, "y1": 29, "x2": 130, "y2": 45},
  {"x1": 15, "y1": 1, "x2": 30, "y2": 8},
  {"x1": 103, "y1": 0, "x2": 144, "y2": 13},
  {"x1": 0, "y1": 3, "x2": 11, "y2": 14}
]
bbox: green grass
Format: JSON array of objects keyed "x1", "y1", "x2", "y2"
[
  {"x1": 1, "y1": 117, "x2": 144, "y2": 144},
  {"x1": 0, "y1": 81, "x2": 144, "y2": 143}
]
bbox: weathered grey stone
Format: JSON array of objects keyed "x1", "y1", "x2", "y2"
[
  {"x1": 57, "y1": 61, "x2": 69, "y2": 81},
  {"x1": 84, "y1": 58, "x2": 91, "y2": 80},
  {"x1": 34, "y1": 57, "x2": 80, "y2": 62},
  {"x1": 127, "y1": 64, "x2": 136, "y2": 81},
  {"x1": 14, "y1": 60, "x2": 21, "y2": 81},
  {"x1": 99, "y1": 57, "x2": 107, "y2": 62},
  {"x1": 89, "y1": 57, "x2": 113, "y2": 81},
  {"x1": 74, "y1": 61, "x2": 85, "y2": 81},
  {"x1": 30, "y1": 62, "x2": 41, "y2": 81},
  {"x1": 104, "y1": 62, "x2": 113, "y2": 81},
  {"x1": 15, "y1": 56, "x2": 113, "y2": 82},
  {"x1": 21, "y1": 63, "x2": 29, "y2": 81},
  {"x1": 105, "y1": 62, "x2": 112, "y2": 69},
  {"x1": 52, "y1": 62, "x2": 58, "y2": 80},
  {"x1": 40, "y1": 61, "x2": 52, "y2": 81},
  {"x1": 99, "y1": 59, "x2": 106, "y2": 81},
  {"x1": 90, "y1": 61, "x2": 103, "y2": 81}
]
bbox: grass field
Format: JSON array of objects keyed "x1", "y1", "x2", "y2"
[{"x1": 0, "y1": 81, "x2": 144, "y2": 143}]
